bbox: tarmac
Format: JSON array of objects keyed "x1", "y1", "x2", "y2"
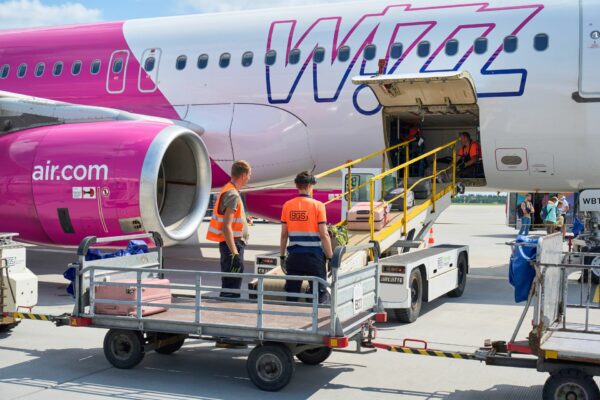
[{"x1": 0, "y1": 205, "x2": 598, "y2": 399}]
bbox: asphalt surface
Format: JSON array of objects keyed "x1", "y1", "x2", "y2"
[{"x1": 0, "y1": 205, "x2": 598, "y2": 400}]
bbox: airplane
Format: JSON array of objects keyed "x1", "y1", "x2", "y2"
[{"x1": 0, "y1": 0, "x2": 597, "y2": 246}]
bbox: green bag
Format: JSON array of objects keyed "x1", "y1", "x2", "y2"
[{"x1": 328, "y1": 225, "x2": 348, "y2": 249}]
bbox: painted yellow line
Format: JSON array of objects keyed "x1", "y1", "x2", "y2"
[{"x1": 594, "y1": 285, "x2": 599, "y2": 304}]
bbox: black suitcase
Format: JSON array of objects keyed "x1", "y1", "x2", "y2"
[
  {"x1": 384, "y1": 188, "x2": 415, "y2": 211},
  {"x1": 399, "y1": 178, "x2": 432, "y2": 199}
]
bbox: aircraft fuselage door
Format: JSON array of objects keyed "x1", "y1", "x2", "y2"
[
  {"x1": 353, "y1": 71, "x2": 477, "y2": 109},
  {"x1": 579, "y1": 0, "x2": 600, "y2": 98},
  {"x1": 138, "y1": 48, "x2": 161, "y2": 93},
  {"x1": 107, "y1": 50, "x2": 130, "y2": 94}
]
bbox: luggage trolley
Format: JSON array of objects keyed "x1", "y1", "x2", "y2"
[{"x1": 6, "y1": 233, "x2": 385, "y2": 392}]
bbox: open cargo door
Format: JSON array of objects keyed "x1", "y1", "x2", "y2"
[{"x1": 352, "y1": 71, "x2": 477, "y2": 109}]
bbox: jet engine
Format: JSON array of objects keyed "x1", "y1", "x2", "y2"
[{"x1": 0, "y1": 120, "x2": 211, "y2": 245}]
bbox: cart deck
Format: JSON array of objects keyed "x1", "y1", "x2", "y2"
[{"x1": 541, "y1": 323, "x2": 600, "y2": 364}]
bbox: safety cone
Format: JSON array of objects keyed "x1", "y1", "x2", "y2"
[{"x1": 428, "y1": 228, "x2": 435, "y2": 246}]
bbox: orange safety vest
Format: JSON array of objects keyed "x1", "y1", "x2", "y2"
[
  {"x1": 206, "y1": 182, "x2": 245, "y2": 242},
  {"x1": 281, "y1": 195, "x2": 327, "y2": 254}
]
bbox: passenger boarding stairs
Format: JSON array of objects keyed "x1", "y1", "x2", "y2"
[{"x1": 314, "y1": 139, "x2": 459, "y2": 270}]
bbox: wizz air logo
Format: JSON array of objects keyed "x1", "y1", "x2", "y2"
[{"x1": 266, "y1": 3, "x2": 544, "y2": 115}]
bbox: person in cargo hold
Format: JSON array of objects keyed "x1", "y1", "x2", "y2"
[
  {"x1": 206, "y1": 160, "x2": 252, "y2": 298},
  {"x1": 457, "y1": 131, "x2": 484, "y2": 178},
  {"x1": 280, "y1": 171, "x2": 333, "y2": 304}
]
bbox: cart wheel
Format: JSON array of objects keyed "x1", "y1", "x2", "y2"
[
  {"x1": 448, "y1": 252, "x2": 468, "y2": 298},
  {"x1": 155, "y1": 335, "x2": 186, "y2": 355},
  {"x1": 296, "y1": 347, "x2": 332, "y2": 365},
  {"x1": 247, "y1": 343, "x2": 294, "y2": 391},
  {"x1": 103, "y1": 329, "x2": 145, "y2": 369},
  {"x1": 542, "y1": 369, "x2": 600, "y2": 400},
  {"x1": 395, "y1": 268, "x2": 423, "y2": 323}
]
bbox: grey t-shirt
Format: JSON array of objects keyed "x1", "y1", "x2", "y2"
[{"x1": 218, "y1": 189, "x2": 249, "y2": 243}]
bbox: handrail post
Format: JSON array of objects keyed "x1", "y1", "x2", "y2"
[
  {"x1": 381, "y1": 153, "x2": 386, "y2": 199},
  {"x1": 452, "y1": 144, "x2": 457, "y2": 195},
  {"x1": 432, "y1": 154, "x2": 437, "y2": 213},
  {"x1": 369, "y1": 179, "x2": 375, "y2": 241},
  {"x1": 347, "y1": 165, "x2": 353, "y2": 212},
  {"x1": 403, "y1": 166, "x2": 408, "y2": 236}
]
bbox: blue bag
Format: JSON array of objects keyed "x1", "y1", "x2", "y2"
[{"x1": 509, "y1": 235, "x2": 538, "y2": 303}]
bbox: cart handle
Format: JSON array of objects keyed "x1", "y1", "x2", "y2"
[{"x1": 77, "y1": 232, "x2": 163, "y2": 256}]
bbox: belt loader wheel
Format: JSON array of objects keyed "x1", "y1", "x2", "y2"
[
  {"x1": 103, "y1": 329, "x2": 145, "y2": 369},
  {"x1": 447, "y1": 252, "x2": 468, "y2": 298},
  {"x1": 543, "y1": 369, "x2": 600, "y2": 400},
  {"x1": 296, "y1": 346, "x2": 332, "y2": 365},
  {"x1": 247, "y1": 342, "x2": 294, "y2": 391},
  {"x1": 394, "y1": 268, "x2": 423, "y2": 323}
]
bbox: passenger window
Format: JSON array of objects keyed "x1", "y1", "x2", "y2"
[
  {"x1": 197, "y1": 54, "x2": 209, "y2": 69},
  {"x1": 390, "y1": 42, "x2": 403, "y2": 59},
  {"x1": 90, "y1": 59, "x2": 101, "y2": 75},
  {"x1": 288, "y1": 48, "x2": 301, "y2": 65},
  {"x1": 219, "y1": 53, "x2": 231, "y2": 68},
  {"x1": 313, "y1": 47, "x2": 325, "y2": 63},
  {"x1": 242, "y1": 51, "x2": 253, "y2": 67},
  {"x1": 474, "y1": 37, "x2": 488, "y2": 54},
  {"x1": 176, "y1": 55, "x2": 187, "y2": 71},
  {"x1": 445, "y1": 39, "x2": 459, "y2": 56},
  {"x1": 338, "y1": 46, "x2": 351, "y2": 62},
  {"x1": 0, "y1": 65, "x2": 9, "y2": 79},
  {"x1": 364, "y1": 44, "x2": 377, "y2": 61},
  {"x1": 534, "y1": 33, "x2": 549, "y2": 51},
  {"x1": 53, "y1": 62, "x2": 63, "y2": 77},
  {"x1": 17, "y1": 63, "x2": 27, "y2": 78},
  {"x1": 144, "y1": 56, "x2": 156, "y2": 72},
  {"x1": 112, "y1": 58, "x2": 123, "y2": 74},
  {"x1": 265, "y1": 50, "x2": 277, "y2": 66},
  {"x1": 71, "y1": 60, "x2": 82, "y2": 76},
  {"x1": 504, "y1": 36, "x2": 518, "y2": 53},
  {"x1": 418, "y1": 41, "x2": 430, "y2": 57},
  {"x1": 35, "y1": 62, "x2": 45, "y2": 77}
]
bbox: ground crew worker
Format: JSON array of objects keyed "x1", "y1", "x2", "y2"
[
  {"x1": 457, "y1": 131, "x2": 484, "y2": 178},
  {"x1": 280, "y1": 171, "x2": 333, "y2": 304},
  {"x1": 206, "y1": 160, "x2": 252, "y2": 298}
]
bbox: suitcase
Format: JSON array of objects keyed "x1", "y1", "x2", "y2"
[
  {"x1": 400, "y1": 177, "x2": 432, "y2": 199},
  {"x1": 95, "y1": 278, "x2": 171, "y2": 316},
  {"x1": 384, "y1": 188, "x2": 415, "y2": 211},
  {"x1": 347, "y1": 202, "x2": 388, "y2": 231}
]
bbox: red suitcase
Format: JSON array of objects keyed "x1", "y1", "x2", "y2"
[
  {"x1": 94, "y1": 278, "x2": 171, "y2": 316},
  {"x1": 347, "y1": 202, "x2": 389, "y2": 231}
]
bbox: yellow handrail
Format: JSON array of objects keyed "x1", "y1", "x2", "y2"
[{"x1": 367, "y1": 140, "x2": 459, "y2": 240}]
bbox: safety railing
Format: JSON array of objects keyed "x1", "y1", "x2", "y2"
[
  {"x1": 367, "y1": 140, "x2": 458, "y2": 240},
  {"x1": 315, "y1": 139, "x2": 415, "y2": 214}
]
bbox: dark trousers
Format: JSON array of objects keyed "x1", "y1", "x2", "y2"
[
  {"x1": 284, "y1": 253, "x2": 327, "y2": 303},
  {"x1": 219, "y1": 239, "x2": 245, "y2": 298}
]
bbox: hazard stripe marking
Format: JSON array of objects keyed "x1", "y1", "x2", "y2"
[{"x1": 383, "y1": 345, "x2": 475, "y2": 360}]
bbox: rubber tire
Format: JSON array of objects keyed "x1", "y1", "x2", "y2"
[
  {"x1": 103, "y1": 329, "x2": 145, "y2": 369},
  {"x1": 542, "y1": 369, "x2": 600, "y2": 400},
  {"x1": 155, "y1": 335, "x2": 185, "y2": 355},
  {"x1": 296, "y1": 347, "x2": 332, "y2": 365},
  {"x1": 447, "y1": 253, "x2": 468, "y2": 298},
  {"x1": 247, "y1": 343, "x2": 295, "y2": 391},
  {"x1": 395, "y1": 268, "x2": 423, "y2": 323},
  {"x1": 582, "y1": 248, "x2": 600, "y2": 284}
]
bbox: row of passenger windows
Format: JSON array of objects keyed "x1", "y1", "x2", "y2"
[
  {"x1": 164, "y1": 34, "x2": 549, "y2": 71},
  {"x1": 0, "y1": 34, "x2": 549, "y2": 79}
]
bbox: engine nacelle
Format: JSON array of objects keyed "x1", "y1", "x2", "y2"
[{"x1": 0, "y1": 120, "x2": 211, "y2": 245}]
